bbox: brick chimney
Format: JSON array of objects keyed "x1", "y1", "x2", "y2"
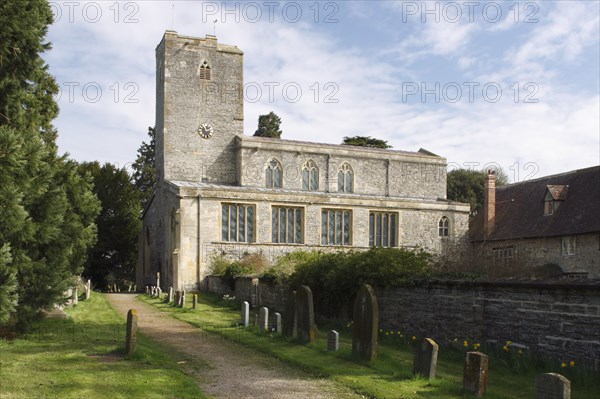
[{"x1": 483, "y1": 170, "x2": 496, "y2": 238}]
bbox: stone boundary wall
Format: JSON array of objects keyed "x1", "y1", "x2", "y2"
[
  {"x1": 206, "y1": 276, "x2": 600, "y2": 368},
  {"x1": 378, "y1": 280, "x2": 600, "y2": 369}
]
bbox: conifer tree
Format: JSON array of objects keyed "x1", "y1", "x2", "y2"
[
  {"x1": 254, "y1": 112, "x2": 282, "y2": 138},
  {"x1": 0, "y1": 0, "x2": 99, "y2": 329},
  {"x1": 132, "y1": 127, "x2": 157, "y2": 208}
]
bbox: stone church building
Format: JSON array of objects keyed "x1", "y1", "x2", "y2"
[{"x1": 136, "y1": 31, "x2": 470, "y2": 290}]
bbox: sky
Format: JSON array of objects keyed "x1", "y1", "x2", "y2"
[{"x1": 43, "y1": 0, "x2": 600, "y2": 182}]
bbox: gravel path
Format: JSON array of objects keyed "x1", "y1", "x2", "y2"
[{"x1": 106, "y1": 293, "x2": 361, "y2": 399}]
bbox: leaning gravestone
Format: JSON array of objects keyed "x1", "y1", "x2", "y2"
[
  {"x1": 295, "y1": 286, "x2": 316, "y2": 344},
  {"x1": 259, "y1": 307, "x2": 269, "y2": 331},
  {"x1": 327, "y1": 330, "x2": 339, "y2": 352},
  {"x1": 274, "y1": 312, "x2": 282, "y2": 334},
  {"x1": 85, "y1": 279, "x2": 91, "y2": 300},
  {"x1": 463, "y1": 351, "x2": 489, "y2": 396},
  {"x1": 282, "y1": 290, "x2": 297, "y2": 338},
  {"x1": 168, "y1": 287, "x2": 173, "y2": 303},
  {"x1": 192, "y1": 294, "x2": 198, "y2": 310},
  {"x1": 352, "y1": 284, "x2": 378, "y2": 362},
  {"x1": 125, "y1": 309, "x2": 138, "y2": 355},
  {"x1": 535, "y1": 373, "x2": 571, "y2": 399},
  {"x1": 413, "y1": 338, "x2": 439, "y2": 380},
  {"x1": 241, "y1": 301, "x2": 250, "y2": 327},
  {"x1": 180, "y1": 290, "x2": 186, "y2": 307}
]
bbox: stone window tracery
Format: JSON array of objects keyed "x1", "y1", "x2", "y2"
[
  {"x1": 302, "y1": 160, "x2": 319, "y2": 191},
  {"x1": 265, "y1": 159, "x2": 283, "y2": 188}
]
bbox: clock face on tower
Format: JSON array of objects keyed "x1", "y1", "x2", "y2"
[{"x1": 198, "y1": 123, "x2": 213, "y2": 139}]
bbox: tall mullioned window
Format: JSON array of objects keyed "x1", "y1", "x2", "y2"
[
  {"x1": 302, "y1": 160, "x2": 319, "y2": 191},
  {"x1": 265, "y1": 159, "x2": 283, "y2": 188},
  {"x1": 369, "y1": 212, "x2": 398, "y2": 247},
  {"x1": 272, "y1": 207, "x2": 303, "y2": 244},
  {"x1": 338, "y1": 163, "x2": 353, "y2": 193},
  {"x1": 221, "y1": 204, "x2": 255, "y2": 242},
  {"x1": 321, "y1": 209, "x2": 352, "y2": 246},
  {"x1": 438, "y1": 217, "x2": 450, "y2": 237}
]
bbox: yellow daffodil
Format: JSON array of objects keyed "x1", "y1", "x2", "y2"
[
  {"x1": 569, "y1": 361, "x2": 575, "y2": 367},
  {"x1": 411, "y1": 335, "x2": 416, "y2": 341},
  {"x1": 503, "y1": 345, "x2": 509, "y2": 352},
  {"x1": 561, "y1": 363, "x2": 567, "y2": 368}
]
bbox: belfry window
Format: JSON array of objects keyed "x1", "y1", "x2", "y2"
[
  {"x1": 302, "y1": 160, "x2": 319, "y2": 191},
  {"x1": 337, "y1": 163, "x2": 354, "y2": 193},
  {"x1": 199, "y1": 60, "x2": 211, "y2": 80},
  {"x1": 265, "y1": 159, "x2": 283, "y2": 188}
]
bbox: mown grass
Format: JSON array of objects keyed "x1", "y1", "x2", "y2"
[
  {"x1": 140, "y1": 292, "x2": 600, "y2": 399},
  {"x1": 0, "y1": 293, "x2": 208, "y2": 399}
]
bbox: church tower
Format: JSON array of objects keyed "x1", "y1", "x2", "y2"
[{"x1": 155, "y1": 31, "x2": 244, "y2": 184}]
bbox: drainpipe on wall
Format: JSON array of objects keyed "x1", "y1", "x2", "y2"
[{"x1": 483, "y1": 170, "x2": 496, "y2": 239}]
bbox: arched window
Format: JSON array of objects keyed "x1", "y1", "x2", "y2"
[
  {"x1": 438, "y1": 217, "x2": 449, "y2": 237},
  {"x1": 338, "y1": 163, "x2": 353, "y2": 193},
  {"x1": 265, "y1": 159, "x2": 283, "y2": 188},
  {"x1": 199, "y1": 60, "x2": 211, "y2": 80},
  {"x1": 302, "y1": 160, "x2": 319, "y2": 191}
]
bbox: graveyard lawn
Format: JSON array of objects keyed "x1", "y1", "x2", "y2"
[
  {"x1": 140, "y1": 292, "x2": 600, "y2": 399},
  {"x1": 0, "y1": 293, "x2": 207, "y2": 399}
]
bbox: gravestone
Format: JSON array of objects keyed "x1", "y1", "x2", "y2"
[
  {"x1": 327, "y1": 330, "x2": 339, "y2": 352},
  {"x1": 535, "y1": 373, "x2": 571, "y2": 399},
  {"x1": 73, "y1": 286, "x2": 78, "y2": 306},
  {"x1": 113, "y1": 283, "x2": 118, "y2": 293},
  {"x1": 174, "y1": 291, "x2": 180, "y2": 306},
  {"x1": 282, "y1": 290, "x2": 297, "y2": 338},
  {"x1": 413, "y1": 338, "x2": 439, "y2": 380},
  {"x1": 180, "y1": 290, "x2": 186, "y2": 307},
  {"x1": 85, "y1": 279, "x2": 91, "y2": 300},
  {"x1": 128, "y1": 284, "x2": 132, "y2": 292},
  {"x1": 274, "y1": 312, "x2": 282, "y2": 334},
  {"x1": 157, "y1": 286, "x2": 162, "y2": 298},
  {"x1": 259, "y1": 307, "x2": 269, "y2": 331},
  {"x1": 156, "y1": 272, "x2": 160, "y2": 288},
  {"x1": 168, "y1": 287, "x2": 173, "y2": 303},
  {"x1": 192, "y1": 294, "x2": 198, "y2": 309},
  {"x1": 145, "y1": 286, "x2": 149, "y2": 295},
  {"x1": 125, "y1": 309, "x2": 138, "y2": 355},
  {"x1": 463, "y1": 351, "x2": 489, "y2": 396},
  {"x1": 295, "y1": 286, "x2": 316, "y2": 344},
  {"x1": 241, "y1": 301, "x2": 250, "y2": 327},
  {"x1": 133, "y1": 284, "x2": 136, "y2": 292},
  {"x1": 352, "y1": 284, "x2": 378, "y2": 362}
]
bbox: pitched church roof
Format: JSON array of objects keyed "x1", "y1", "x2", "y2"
[{"x1": 470, "y1": 166, "x2": 600, "y2": 242}]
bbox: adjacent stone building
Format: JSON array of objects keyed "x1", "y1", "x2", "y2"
[
  {"x1": 470, "y1": 166, "x2": 600, "y2": 278},
  {"x1": 136, "y1": 31, "x2": 470, "y2": 291}
]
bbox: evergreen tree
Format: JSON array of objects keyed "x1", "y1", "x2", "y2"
[
  {"x1": 0, "y1": 0, "x2": 99, "y2": 330},
  {"x1": 342, "y1": 136, "x2": 392, "y2": 149},
  {"x1": 79, "y1": 162, "x2": 141, "y2": 289},
  {"x1": 254, "y1": 112, "x2": 282, "y2": 138},
  {"x1": 132, "y1": 127, "x2": 157, "y2": 208},
  {"x1": 447, "y1": 168, "x2": 509, "y2": 216}
]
